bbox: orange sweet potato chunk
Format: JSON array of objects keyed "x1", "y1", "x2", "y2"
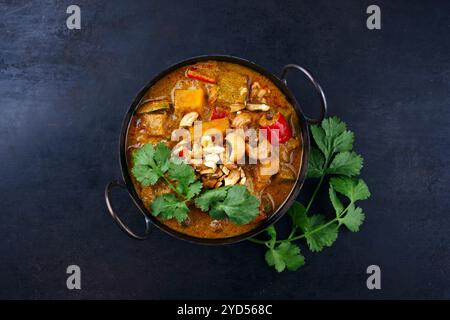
[{"x1": 174, "y1": 89, "x2": 205, "y2": 114}]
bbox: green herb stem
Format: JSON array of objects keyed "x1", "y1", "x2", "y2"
[
  {"x1": 277, "y1": 203, "x2": 352, "y2": 244},
  {"x1": 160, "y1": 174, "x2": 184, "y2": 199}
]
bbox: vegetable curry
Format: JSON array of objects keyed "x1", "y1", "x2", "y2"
[{"x1": 126, "y1": 60, "x2": 303, "y2": 238}]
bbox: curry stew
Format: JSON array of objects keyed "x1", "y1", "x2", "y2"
[{"x1": 127, "y1": 61, "x2": 303, "y2": 238}]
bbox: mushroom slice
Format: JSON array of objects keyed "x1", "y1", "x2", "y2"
[
  {"x1": 179, "y1": 112, "x2": 199, "y2": 127},
  {"x1": 246, "y1": 103, "x2": 271, "y2": 111},
  {"x1": 224, "y1": 169, "x2": 241, "y2": 186},
  {"x1": 225, "y1": 132, "x2": 246, "y2": 162}
]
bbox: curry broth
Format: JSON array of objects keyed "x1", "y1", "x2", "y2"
[{"x1": 126, "y1": 61, "x2": 302, "y2": 238}]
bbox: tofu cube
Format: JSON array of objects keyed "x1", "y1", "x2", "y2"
[
  {"x1": 141, "y1": 113, "x2": 168, "y2": 136},
  {"x1": 174, "y1": 89, "x2": 205, "y2": 114}
]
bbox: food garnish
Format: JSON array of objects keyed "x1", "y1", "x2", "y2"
[
  {"x1": 131, "y1": 142, "x2": 259, "y2": 224},
  {"x1": 250, "y1": 117, "x2": 371, "y2": 272}
]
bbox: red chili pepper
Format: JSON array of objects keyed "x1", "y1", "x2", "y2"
[
  {"x1": 210, "y1": 107, "x2": 228, "y2": 120},
  {"x1": 260, "y1": 113, "x2": 292, "y2": 144},
  {"x1": 186, "y1": 67, "x2": 216, "y2": 84},
  {"x1": 179, "y1": 149, "x2": 184, "y2": 157}
]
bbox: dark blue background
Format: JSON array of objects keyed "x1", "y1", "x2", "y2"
[{"x1": 1, "y1": 0, "x2": 449, "y2": 299}]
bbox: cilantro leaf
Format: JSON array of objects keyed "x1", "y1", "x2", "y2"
[
  {"x1": 197, "y1": 185, "x2": 260, "y2": 225},
  {"x1": 329, "y1": 185, "x2": 344, "y2": 215},
  {"x1": 132, "y1": 143, "x2": 155, "y2": 166},
  {"x1": 311, "y1": 117, "x2": 355, "y2": 159},
  {"x1": 265, "y1": 225, "x2": 277, "y2": 248},
  {"x1": 310, "y1": 125, "x2": 328, "y2": 157},
  {"x1": 322, "y1": 116, "x2": 347, "y2": 139},
  {"x1": 265, "y1": 242, "x2": 305, "y2": 272},
  {"x1": 340, "y1": 203, "x2": 365, "y2": 232},
  {"x1": 185, "y1": 181, "x2": 203, "y2": 200},
  {"x1": 168, "y1": 160, "x2": 197, "y2": 195},
  {"x1": 150, "y1": 193, "x2": 189, "y2": 223},
  {"x1": 333, "y1": 130, "x2": 354, "y2": 153},
  {"x1": 330, "y1": 177, "x2": 371, "y2": 202},
  {"x1": 307, "y1": 147, "x2": 325, "y2": 178},
  {"x1": 213, "y1": 185, "x2": 260, "y2": 225},
  {"x1": 288, "y1": 201, "x2": 308, "y2": 230},
  {"x1": 132, "y1": 144, "x2": 160, "y2": 186},
  {"x1": 304, "y1": 215, "x2": 338, "y2": 252},
  {"x1": 131, "y1": 164, "x2": 159, "y2": 186},
  {"x1": 154, "y1": 142, "x2": 171, "y2": 173},
  {"x1": 327, "y1": 151, "x2": 363, "y2": 177},
  {"x1": 194, "y1": 187, "x2": 229, "y2": 211},
  {"x1": 209, "y1": 207, "x2": 228, "y2": 220}
]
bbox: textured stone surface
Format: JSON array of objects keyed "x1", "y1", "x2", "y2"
[{"x1": 0, "y1": 0, "x2": 449, "y2": 299}]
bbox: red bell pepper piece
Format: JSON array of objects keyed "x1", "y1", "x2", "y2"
[
  {"x1": 186, "y1": 67, "x2": 216, "y2": 84},
  {"x1": 210, "y1": 107, "x2": 228, "y2": 120},
  {"x1": 260, "y1": 113, "x2": 292, "y2": 144}
]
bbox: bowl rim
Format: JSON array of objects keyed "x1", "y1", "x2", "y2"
[{"x1": 118, "y1": 55, "x2": 310, "y2": 245}]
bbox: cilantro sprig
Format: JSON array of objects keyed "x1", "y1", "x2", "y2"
[
  {"x1": 131, "y1": 142, "x2": 202, "y2": 223},
  {"x1": 250, "y1": 117, "x2": 371, "y2": 272},
  {"x1": 131, "y1": 142, "x2": 260, "y2": 225},
  {"x1": 195, "y1": 185, "x2": 260, "y2": 224}
]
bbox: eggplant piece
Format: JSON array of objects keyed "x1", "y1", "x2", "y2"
[
  {"x1": 137, "y1": 98, "x2": 170, "y2": 114},
  {"x1": 276, "y1": 163, "x2": 297, "y2": 181}
]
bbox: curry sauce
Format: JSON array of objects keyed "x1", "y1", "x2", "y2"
[{"x1": 126, "y1": 61, "x2": 302, "y2": 238}]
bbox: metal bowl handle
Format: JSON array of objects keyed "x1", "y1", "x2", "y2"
[
  {"x1": 105, "y1": 180, "x2": 151, "y2": 240},
  {"x1": 280, "y1": 64, "x2": 327, "y2": 124}
]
